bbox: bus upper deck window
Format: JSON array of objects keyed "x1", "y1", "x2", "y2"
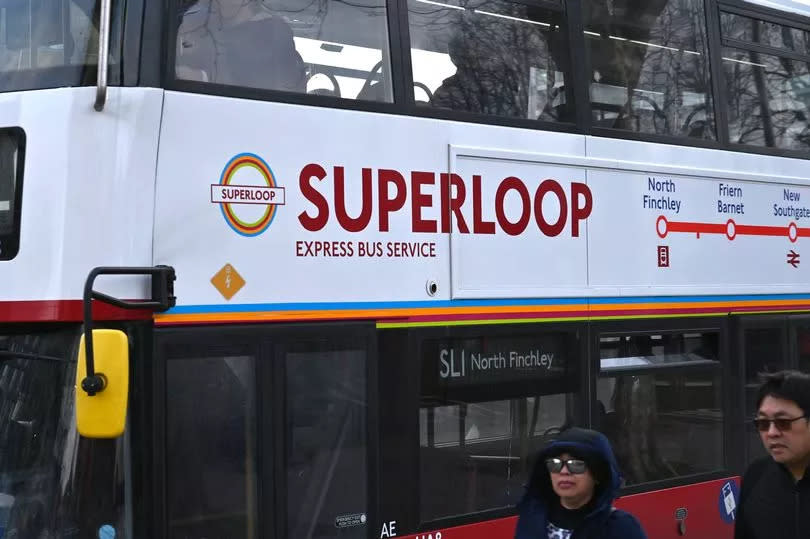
[
  {"x1": 0, "y1": 1, "x2": 123, "y2": 93},
  {"x1": 584, "y1": 0, "x2": 716, "y2": 140},
  {"x1": 175, "y1": 0, "x2": 394, "y2": 102},
  {"x1": 407, "y1": 0, "x2": 572, "y2": 122},
  {"x1": 720, "y1": 12, "x2": 810, "y2": 151},
  {"x1": 0, "y1": 128, "x2": 24, "y2": 261}
]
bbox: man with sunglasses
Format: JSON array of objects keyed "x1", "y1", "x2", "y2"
[
  {"x1": 514, "y1": 427, "x2": 646, "y2": 539},
  {"x1": 735, "y1": 370, "x2": 810, "y2": 539}
]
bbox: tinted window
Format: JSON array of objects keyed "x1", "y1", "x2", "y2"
[
  {"x1": 584, "y1": 0, "x2": 715, "y2": 139},
  {"x1": 722, "y1": 47, "x2": 810, "y2": 149},
  {"x1": 175, "y1": 0, "x2": 392, "y2": 101},
  {"x1": 744, "y1": 327, "x2": 786, "y2": 410},
  {"x1": 166, "y1": 355, "x2": 258, "y2": 539},
  {"x1": 797, "y1": 326, "x2": 810, "y2": 374},
  {"x1": 420, "y1": 395, "x2": 571, "y2": 521},
  {"x1": 0, "y1": 129, "x2": 23, "y2": 261},
  {"x1": 286, "y1": 347, "x2": 368, "y2": 539},
  {"x1": 419, "y1": 331, "x2": 579, "y2": 522},
  {"x1": 0, "y1": 0, "x2": 123, "y2": 92},
  {"x1": 743, "y1": 327, "x2": 785, "y2": 462},
  {"x1": 721, "y1": 12, "x2": 810, "y2": 55},
  {"x1": 597, "y1": 331, "x2": 723, "y2": 486},
  {"x1": 407, "y1": 0, "x2": 572, "y2": 121}
]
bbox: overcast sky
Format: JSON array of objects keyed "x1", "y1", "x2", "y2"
[{"x1": 744, "y1": 0, "x2": 810, "y2": 15}]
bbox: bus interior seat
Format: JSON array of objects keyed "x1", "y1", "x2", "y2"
[
  {"x1": 175, "y1": 65, "x2": 209, "y2": 83},
  {"x1": 684, "y1": 120, "x2": 708, "y2": 138},
  {"x1": 306, "y1": 71, "x2": 341, "y2": 98},
  {"x1": 356, "y1": 81, "x2": 389, "y2": 102},
  {"x1": 356, "y1": 61, "x2": 389, "y2": 102}
]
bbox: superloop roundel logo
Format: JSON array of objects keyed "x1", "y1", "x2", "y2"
[{"x1": 211, "y1": 153, "x2": 285, "y2": 237}]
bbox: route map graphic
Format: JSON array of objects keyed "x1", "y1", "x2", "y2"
[{"x1": 656, "y1": 215, "x2": 810, "y2": 243}]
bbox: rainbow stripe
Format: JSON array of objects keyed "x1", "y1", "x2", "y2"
[
  {"x1": 219, "y1": 153, "x2": 278, "y2": 237},
  {"x1": 154, "y1": 294, "x2": 810, "y2": 327}
]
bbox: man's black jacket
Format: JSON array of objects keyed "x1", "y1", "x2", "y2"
[{"x1": 734, "y1": 457, "x2": 810, "y2": 539}]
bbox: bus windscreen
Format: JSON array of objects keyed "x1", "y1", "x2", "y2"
[{"x1": 0, "y1": 1, "x2": 123, "y2": 93}]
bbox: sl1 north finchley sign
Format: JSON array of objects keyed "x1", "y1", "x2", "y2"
[
  {"x1": 421, "y1": 334, "x2": 569, "y2": 390},
  {"x1": 439, "y1": 348, "x2": 555, "y2": 378}
]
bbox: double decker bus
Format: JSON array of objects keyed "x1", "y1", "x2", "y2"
[{"x1": 4, "y1": 0, "x2": 810, "y2": 537}]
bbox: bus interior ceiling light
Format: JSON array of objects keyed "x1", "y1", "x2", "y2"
[
  {"x1": 472, "y1": 10, "x2": 551, "y2": 27},
  {"x1": 722, "y1": 56, "x2": 767, "y2": 68},
  {"x1": 413, "y1": 0, "x2": 464, "y2": 10}
]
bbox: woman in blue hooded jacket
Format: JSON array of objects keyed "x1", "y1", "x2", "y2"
[{"x1": 514, "y1": 427, "x2": 646, "y2": 539}]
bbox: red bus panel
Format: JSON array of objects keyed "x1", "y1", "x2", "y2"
[{"x1": 398, "y1": 477, "x2": 740, "y2": 539}]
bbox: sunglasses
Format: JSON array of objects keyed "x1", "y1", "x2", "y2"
[
  {"x1": 545, "y1": 457, "x2": 588, "y2": 474},
  {"x1": 752, "y1": 415, "x2": 808, "y2": 432}
]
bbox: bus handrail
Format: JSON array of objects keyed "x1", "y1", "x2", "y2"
[{"x1": 93, "y1": 0, "x2": 111, "y2": 111}]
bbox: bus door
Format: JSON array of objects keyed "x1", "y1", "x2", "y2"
[{"x1": 153, "y1": 323, "x2": 377, "y2": 539}]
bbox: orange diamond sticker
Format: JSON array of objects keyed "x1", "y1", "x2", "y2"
[{"x1": 211, "y1": 264, "x2": 245, "y2": 300}]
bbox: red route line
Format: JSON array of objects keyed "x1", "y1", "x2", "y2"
[
  {"x1": 666, "y1": 220, "x2": 726, "y2": 235},
  {"x1": 735, "y1": 224, "x2": 789, "y2": 237},
  {"x1": 658, "y1": 215, "x2": 804, "y2": 242}
]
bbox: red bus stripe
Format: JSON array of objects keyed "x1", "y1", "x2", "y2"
[{"x1": 0, "y1": 300, "x2": 152, "y2": 323}]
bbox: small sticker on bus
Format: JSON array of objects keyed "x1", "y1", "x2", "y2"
[
  {"x1": 335, "y1": 513, "x2": 367, "y2": 529},
  {"x1": 718, "y1": 480, "x2": 739, "y2": 523},
  {"x1": 211, "y1": 263, "x2": 245, "y2": 300}
]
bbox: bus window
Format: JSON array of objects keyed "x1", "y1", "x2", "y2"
[
  {"x1": 0, "y1": 128, "x2": 23, "y2": 261},
  {"x1": 407, "y1": 0, "x2": 572, "y2": 122},
  {"x1": 175, "y1": 0, "x2": 392, "y2": 102},
  {"x1": 285, "y1": 347, "x2": 368, "y2": 539},
  {"x1": 721, "y1": 11, "x2": 809, "y2": 55},
  {"x1": 0, "y1": 330, "x2": 130, "y2": 538},
  {"x1": 418, "y1": 330, "x2": 579, "y2": 523},
  {"x1": 721, "y1": 12, "x2": 810, "y2": 150},
  {"x1": 584, "y1": 0, "x2": 715, "y2": 139},
  {"x1": 797, "y1": 326, "x2": 810, "y2": 374},
  {"x1": 597, "y1": 331, "x2": 723, "y2": 486},
  {"x1": 742, "y1": 326, "x2": 785, "y2": 461},
  {"x1": 0, "y1": 0, "x2": 123, "y2": 92},
  {"x1": 166, "y1": 355, "x2": 258, "y2": 539}
]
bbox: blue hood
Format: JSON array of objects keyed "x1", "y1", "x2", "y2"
[
  {"x1": 527, "y1": 427, "x2": 623, "y2": 511},
  {"x1": 514, "y1": 428, "x2": 636, "y2": 539}
]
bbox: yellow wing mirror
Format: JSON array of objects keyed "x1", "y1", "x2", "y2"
[
  {"x1": 75, "y1": 266, "x2": 176, "y2": 438},
  {"x1": 76, "y1": 329, "x2": 129, "y2": 438}
]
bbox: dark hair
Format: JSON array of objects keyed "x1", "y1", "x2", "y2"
[
  {"x1": 584, "y1": 455, "x2": 611, "y2": 486},
  {"x1": 755, "y1": 370, "x2": 810, "y2": 416}
]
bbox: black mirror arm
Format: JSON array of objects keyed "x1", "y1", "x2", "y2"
[{"x1": 82, "y1": 266, "x2": 176, "y2": 396}]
